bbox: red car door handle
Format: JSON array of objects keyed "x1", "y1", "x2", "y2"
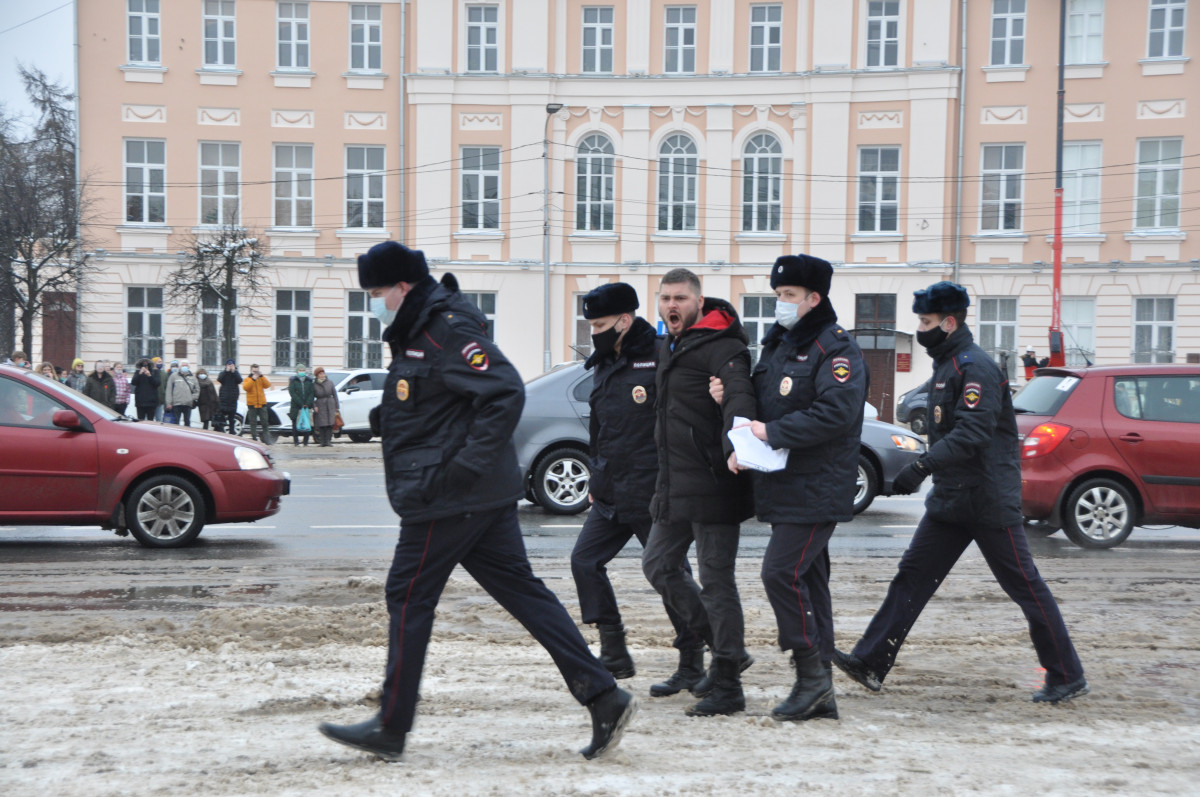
[{"x1": 1119, "y1": 433, "x2": 1143, "y2": 442}]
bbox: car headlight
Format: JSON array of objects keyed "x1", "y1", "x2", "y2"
[
  {"x1": 234, "y1": 446, "x2": 270, "y2": 470},
  {"x1": 890, "y1": 434, "x2": 925, "y2": 452}
]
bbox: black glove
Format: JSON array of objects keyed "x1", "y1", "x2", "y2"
[
  {"x1": 437, "y1": 460, "x2": 477, "y2": 496},
  {"x1": 369, "y1": 404, "x2": 382, "y2": 437},
  {"x1": 891, "y1": 458, "x2": 930, "y2": 495}
]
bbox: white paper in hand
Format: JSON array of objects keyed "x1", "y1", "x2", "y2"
[{"x1": 726, "y1": 416, "x2": 788, "y2": 472}]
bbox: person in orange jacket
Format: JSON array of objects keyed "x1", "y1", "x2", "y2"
[{"x1": 242, "y1": 364, "x2": 273, "y2": 443}]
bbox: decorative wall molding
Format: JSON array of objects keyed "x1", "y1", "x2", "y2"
[
  {"x1": 197, "y1": 107, "x2": 240, "y2": 126},
  {"x1": 1137, "y1": 99, "x2": 1186, "y2": 120},
  {"x1": 458, "y1": 112, "x2": 503, "y2": 131},
  {"x1": 981, "y1": 106, "x2": 1027, "y2": 124},
  {"x1": 345, "y1": 112, "x2": 387, "y2": 130},
  {"x1": 122, "y1": 104, "x2": 165, "y2": 123},
  {"x1": 1064, "y1": 102, "x2": 1104, "y2": 122},
  {"x1": 857, "y1": 110, "x2": 903, "y2": 129},
  {"x1": 271, "y1": 110, "x2": 315, "y2": 128}
]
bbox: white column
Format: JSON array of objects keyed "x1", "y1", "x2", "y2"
[
  {"x1": 811, "y1": 1, "x2": 852, "y2": 68},
  {"x1": 626, "y1": 0, "x2": 651, "y2": 74},
  {"x1": 512, "y1": 1, "x2": 550, "y2": 72},
  {"x1": 807, "y1": 93, "x2": 850, "y2": 263},
  {"x1": 705, "y1": 105, "x2": 733, "y2": 265},
  {"x1": 907, "y1": 97, "x2": 950, "y2": 262},
  {"x1": 415, "y1": 0, "x2": 452, "y2": 72},
  {"x1": 620, "y1": 106, "x2": 651, "y2": 266},
  {"x1": 708, "y1": 0, "x2": 735, "y2": 73},
  {"x1": 411, "y1": 102, "x2": 454, "y2": 258}
]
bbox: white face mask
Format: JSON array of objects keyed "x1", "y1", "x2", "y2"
[
  {"x1": 370, "y1": 292, "x2": 398, "y2": 328},
  {"x1": 775, "y1": 300, "x2": 801, "y2": 329}
]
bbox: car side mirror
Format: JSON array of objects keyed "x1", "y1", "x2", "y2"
[
  {"x1": 52, "y1": 410, "x2": 84, "y2": 430},
  {"x1": 344, "y1": 385, "x2": 359, "y2": 394}
]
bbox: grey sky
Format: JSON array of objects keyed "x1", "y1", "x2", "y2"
[{"x1": 0, "y1": 0, "x2": 76, "y2": 128}]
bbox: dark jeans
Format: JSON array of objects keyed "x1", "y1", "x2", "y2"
[
  {"x1": 167, "y1": 405, "x2": 193, "y2": 426},
  {"x1": 761, "y1": 521, "x2": 836, "y2": 662},
  {"x1": 380, "y1": 503, "x2": 614, "y2": 732},
  {"x1": 315, "y1": 425, "x2": 334, "y2": 446},
  {"x1": 642, "y1": 520, "x2": 744, "y2": 661},
  {"x1": 853, "y1": 515, "x2": 1085, "y2": 686},
  {"x1": 571, "y1": 511, "x2": 702, "y2": 649},
  {"x1": 245, "y1": 406, "x2": 271, "y2": 442},
  {"x1": 114, "y1": 403, "x2": 128, "y2": 417},
  {"x1": 136, "y1": 405, "x2": 156, "y2": 421}
]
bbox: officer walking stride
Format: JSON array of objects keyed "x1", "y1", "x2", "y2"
[
  {"x1": 319, "y1": 242, "x2": 636, "y2": 762},
  {"x1": 570, "y1": 283, "x2": 705, "y2": 691},
  {"x1": 642, "y1": 268, "x2": 757, "y2": 717},
  {"x1": 833, "y1": 281, "x2": 1089, "y2": 704},
  {"x1": 711, "y1": 255, "x2": 867, "y2": 722}
]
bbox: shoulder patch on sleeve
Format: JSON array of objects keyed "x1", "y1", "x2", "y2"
[
  {"x1": 832, "y1": 356, "x2": 851, "y2": 383},
  {"x1": 460, "y1": 340, "x2": 490, "y2": 371},
  {"x1": 963, "y1": 381, "x2": 982, "y2": 408}
]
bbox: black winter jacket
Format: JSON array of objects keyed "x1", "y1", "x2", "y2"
[
  {"x1": 752, "y1": 307, "x2": 868, "y2": 523},
  {"x1": 921, "y1": 325, "x2": 1023, "y2": 527},
  {"x1": 217, "y1": 368, "x2": 242, "y2": 411},
  {"x1": 651, "y1": 298, "x2": 756, "y2": 525},
  {"x1": 83, "y1": 372, "x2": 117, "y2": 409},
  {"x1": 130, "y1": 370, "x2": 160, "y2": 408},
  {"x1": 379, "y1": 276, "x2": 524, "y2": 523},
  {"x1": 584, "y1": 316, "x2": 661, "y2": 524}
]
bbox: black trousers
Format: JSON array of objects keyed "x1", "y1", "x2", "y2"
[
  {"x1": 136, "y1": 405, "x2": 155, "y2": 421},
  {"x1": 853, "y1": 515, "x2": 1085, "y2": 686},
  {"x1": 642, "y1": 520, "x2": 744, "y2": 661},
  {"x1": 380, "y1": 503, "x2": 615, "y2": 733},
  {"x1": 761, "y1": 521, "x2": 836, "y2": 663},
  {"x1": 570, "y1": 511, "x2": 703, "y2": 649}
]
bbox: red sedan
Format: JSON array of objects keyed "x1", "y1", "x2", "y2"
[
  {"x1": 0, "y1": 363, "x2": 289, "y2": 548},
  {"x1": 1015, "y1": 364, "x2": 1200, "y2": 549}
]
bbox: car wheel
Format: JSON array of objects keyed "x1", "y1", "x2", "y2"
[
  {"x1": 532, "y1": 447, "x2": 590, "y2": 515},
  {"x1": 1023, "y1": 518, "x2": 1060, "y2": 537},
  {"x1": 908, "y1": 409, "x2": 927, "y2": 436},
  {"x1": 348, "y1": 431, "x2": 373, "y2": 443},
  {"x1": 125, "y1": 475, "x2": 206, "y2": 548},
  {"x1": 228, "y1": 413, "x2": 244, "y2": 436},
  {"x1": 1062, "y1": 478, "x2": 1136, "y2": 549},
  {"x1": 853, "y1": 453, "x2": 879, "y2": 515}
]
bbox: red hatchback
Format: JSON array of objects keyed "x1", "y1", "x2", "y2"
[
  {"x1": 0, "y1": 364, "x2": 289, "y2": 548},
  {"x1": 1015, "y1": 364, "x2": 1200, "y2": 548}
]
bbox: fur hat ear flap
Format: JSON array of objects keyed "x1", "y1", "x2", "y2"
[{"x1": 440, "y1": 272, "x2": 460, "y2": 292}]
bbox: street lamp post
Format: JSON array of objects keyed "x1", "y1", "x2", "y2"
[{"x1": 543, "y1": 103, "x2": 563, "y2": 373}]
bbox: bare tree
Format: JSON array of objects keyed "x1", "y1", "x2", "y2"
[
  {"x1": 164, "y1": 224, "x2": 271, "y2": 366},
  {"x1": 0, "y1": 67, "x2": 96, "y2": 358}
]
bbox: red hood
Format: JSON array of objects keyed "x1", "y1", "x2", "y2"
[{"x1": 691, "y1": 307, "x2": 735, "y2": 332}]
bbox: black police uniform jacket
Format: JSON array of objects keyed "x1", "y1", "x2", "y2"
[
  {"x1": 379, "y1": 276, "x2": 524, "y2": 523},
  {"x1": 584, "y1": 316, "x2": 661, "y2": 524},
  {"x1": 651, "y1": 298, "x2": 756, "y2": 525},
  {"x1": 922, "y1": 325, "x2": 1023, "y2": 528},
  {"x1": 752, "y1": 307, "x2": 868, "y2": 524}
]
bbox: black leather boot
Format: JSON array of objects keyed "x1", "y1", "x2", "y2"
[
  {"x1": 1033, "y1": 677, "x2": 1089, "y2": 704},
  {"x1": 832, "y1": 648, "x2": 883, "y2": 692},
  {"x1": 649, "y1": 647, "x2": 705, "y2": 697},
  {"x1": 597, "y1": 623, "x2": 635, "y2": 679},
  {"x1": 772, "y1": 648, "x2": 839, "y2": 721},
  {"x1": 580, "y1": 686, "x2": 637, "y2": 760},
  {"x1": 685, "y1": 656, "x2": 745, "y2": 716},
  {"x1": 318, "y1": 714, "x2": 406, "y2": 762},
  {"x1": 691, "y1": 649, "x2": 754, "y2": 698}
]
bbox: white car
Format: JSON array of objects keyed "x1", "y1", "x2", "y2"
[{"x1": 236, "y1": 369, "x2": 387, "y2": 443}]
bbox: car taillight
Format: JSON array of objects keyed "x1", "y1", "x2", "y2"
[{"x1": 1022, "y1": 422, "x2": 1072, "y2": 459}]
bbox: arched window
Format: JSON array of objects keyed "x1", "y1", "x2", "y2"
[
  {"x1": 657, "y1": 134, "x2": 698, "y2": 231},
  {"x1": 575, "y1": 134, "x2": 615, "y2": 231},
  {"x1": 742, "y1": 133, "x2": 782, "y2": 232}
]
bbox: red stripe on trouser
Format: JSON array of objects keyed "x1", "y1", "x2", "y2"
[
  {"x1": 1005, "y1": 525, "x2": 1069, "y2": 680},
  {"x1": 791, "y1": 524, "x2": 819, "y2": 647},
  {"x1": 383, "y1": 519, "x2": 436, "y2": 724}
]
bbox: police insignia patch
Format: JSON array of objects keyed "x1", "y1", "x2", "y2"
[
  {"x1": 396, "y1": 379, "x2": 410, "y2": 401},
  {"x1": 832, "y1": 357, "x2": 851, "y2": 383},
  {"x1": 461, "y1": 341, "x2": 489, "y2": 372},
  {"x1": 632, "y1": 385, "x2": 647, "y2": 404},
  {"x1": 964, "y1": 382, "x2": 982, "y2": 408},
  {"x1": 933, "y1": 405, "x2": 942, "y2": 424},
  {"x1": 780, "y1": 376, "x2": 793, "y2": 396}
]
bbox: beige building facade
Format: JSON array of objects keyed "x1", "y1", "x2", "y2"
[{"x1": 68, "y1": 0, "x2": 1198, "y2": 419}]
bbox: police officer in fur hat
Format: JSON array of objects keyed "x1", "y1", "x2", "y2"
[
  {"x1": 833, "y1": 281, "x2": 1089, "y2": 705},
  {"x1": 570, "y1": 283, "x2": 705, "y2": 692},
  {"x1": 318, "y1": 241, "x2": 636, "y2": 762},
  {"x1": 710, "y1": 254, "x2": 867, "y2": 722}
]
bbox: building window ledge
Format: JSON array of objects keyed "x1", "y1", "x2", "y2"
[
  {"x1": 735, "y1": 232, "x2": 788, "y2": 242},
  {"x1": 569, "y1": 231, "x2": 619, "y2": 241},
  {"x1": 342, "y1": 71, "x2": 387, "y2": 90},
  {"x1": 120, "y1": 64, "x2": 167, "y2": 83},
  {"x1": 454, "y1": 230, "x2": 504, "y2": 240},
  {"x1": 1044, "y1": 233, "x2": 1107, "y2": 244},
  {"x1": 849, "y1": 233, "x2": 903, "y2": 242},
  {"x1": 265, "y1": 227, "x2": 320, "y2": 236},
  {"x1": 650, "y1": 232, "x2": 702, "y2": 243},
  {"x1": 336, "y1": 228, "x2": 392, "y2": 238},
  {"x1": 271, "y1": 69, "x2": 316, "y2": 88},
  {"x1": 117, "y1": 224, "x2": 172, "y2": 233},
  {"x1": 981, "y1": 65, "x2": 1030, "y2": 83},
  {"x1": 1064, "y1": 62, "x2": 1108, "y2": 79},
  {"x1": 1139, "y1": 57, "x2": 1189, "y2": 76},
  {"x1": 196, "y1": 67, "x2": 243, "y2": 86},
  {"x1": 970, "y1": 232, "x2": 1029, "y2": 242},
  {"x1": 1124, "y1": 230, "x2": 1186, "y2": 241}
]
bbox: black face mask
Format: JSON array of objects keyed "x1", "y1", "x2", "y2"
[
  {"x1": 917, "y1": 323, "x2": 949, "y2": 351},
  {"x1": 591, "y1": 324, "x2": 622, "y2": 357}
]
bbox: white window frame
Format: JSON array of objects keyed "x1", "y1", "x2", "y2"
[
  {"x1": 989, "y1": 0, "x2": 1026, "y2": 66},
  {"x1": 741, "y1": 294, "x2": 777, "y2": 365},
  {"x1": 345, "y1": 145, "x2": 385, "y2": 229},
  {"x1": 866, "y1": 0, "x2": 900, "y2": 67},
  {"x1": 124, "y1": 138, "x2": 166, "y2": 224},
  {"x1": 1062, "y1": 141, "x2": 1101, "y2": 233},
  {"x1": 742, "y1": 133, "x2": 783, "y2": 232},
  {"x1": 127, "y1": 0, "x2": 161, "y2": 65},
  {"x1": 664, "y1": 6, "x2": 697, "y2": 74},
  {"x1": 203, "y1": 0, "x2": 237, "y2": 67},
  {"x1": 980, "y1": 143, "x2": 1024, "y2": 232},
  {"x1": 461, "y1": 146, "x2": 501, "y2": 230},
  {"x1": 857, "y1": 146, "x2": 900, "y2": 233},
  {"x1": 466, "y1": 4, "x2": 500, "y2": 73},
  {"x1": 978, "y1": 297, "x2": 1018, "y2": 366},
  {"x1": 748, "y1": 4, "x2": 782, "y2": 73},
  {"x1": 1061, "y1": 297, "x2": 1095, "y2": 366},
  {"x1": 126, "y1": 286, "x2": 164, "y2": 363},
  {"x1": 346, "y1": 290, "x2": 383, "y2": 368},
  {"x1": 1135, "y1": 137, "x2": 1183, "y2": 229},
  {"x1": 657, "y1": 134, "x2": 698, "y2": 232},
  {"x1": 1147, "y1": 0, "x2": 1187, "y2": 58},
  {"x1": 576, "y1": 134, "x2": 615, "y2": 232},
  {"x1": 273, "y1": 144, "x2": 314, "y2": 228},
  {"x1": 199, "y1": 142, "x2": 241, "y2": 226},
  {"x1": 274, "y1": 289, "x2": 312, "y2": 369},
  {"x1": 1066, "y1": 0, "x2": 1104, "y2": 64},
  {"x1": 581, "y1": 6, "x2": 615, "y2": 74},
  {"x1": 349, "y1": 4, "x2": 382, "y2": 72},
  {"x1": 1133, "y1": 297, "x2": 1175, "y2": 363},
  {"x1": 277, "y1": 2, "x2": 310, "y2": 70},
  {"x1": 573, "y1": 294, "x2": 591, "y2": 361},
  {"x1": 461, "y1": 292, "x2": 497, "y2": 338}
]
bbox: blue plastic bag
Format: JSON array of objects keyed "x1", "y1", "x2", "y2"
[
  {"x1": 296, "y1": 407, "x2": 312, "y2": 432},
  {"x1": 162, "y1": 409, "x2": 176, "y2": 425}
]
